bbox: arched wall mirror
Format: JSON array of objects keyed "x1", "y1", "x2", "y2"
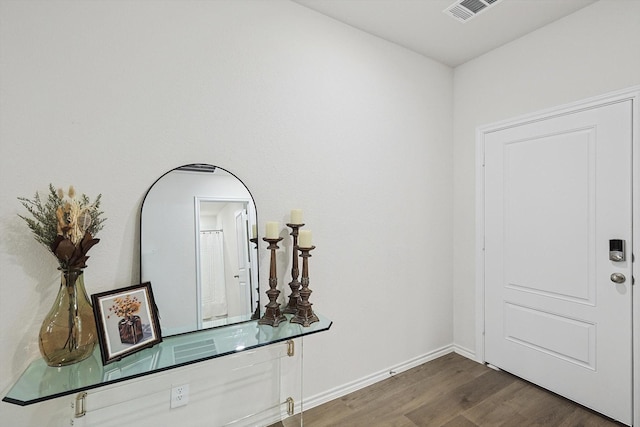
[{"x1": 140, "y1": 164, "x2": 259, "y2": 337}]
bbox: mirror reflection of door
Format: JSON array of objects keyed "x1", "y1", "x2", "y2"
[
  {"x1": 196, "y1": 199, "x2": 253, "y2": 329},
  {"x1": 234, "y1": 209, "x2": 252, "y2": 319}
]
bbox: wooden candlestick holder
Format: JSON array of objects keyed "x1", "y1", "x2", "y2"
[
  {"x1": 283, "y1": 223, "x2": 304, "y2": 314},
  {"x1": 291, "y1": 245, "x2": 319, "y2": 327},
  {"x1": 249, "y1": 237, "x2": 260, "y2": 320},
  {"x1": 258, "y1": 237, "x2": 287, "y2": 327}
]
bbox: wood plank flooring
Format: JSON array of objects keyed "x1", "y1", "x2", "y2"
[{"x1": 275, "y1": 352, "x2": 625, "y2": 427}]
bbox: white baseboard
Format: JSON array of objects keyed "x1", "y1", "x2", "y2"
[
  {"x1": 303, "y1": 344, "x2": 475, "y2": 412},
  {"x1": 452, "y1": 344, "x2": 476, "y2": 361}
]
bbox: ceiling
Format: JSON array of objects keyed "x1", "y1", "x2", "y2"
[{"x1": 291, "y1": 0, "x2": 598, "y2": 67}]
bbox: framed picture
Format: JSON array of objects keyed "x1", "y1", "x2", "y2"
[{"x1": 92, "y1": 282, "x2": 162, "y2": 365}]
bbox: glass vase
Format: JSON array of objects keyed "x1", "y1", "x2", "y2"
[{"x1": 38, "y1": 269, "x2": 97, "y2": 367}]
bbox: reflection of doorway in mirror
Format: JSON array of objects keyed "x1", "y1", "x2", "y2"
[
  {"x1": 234, "y1": 210, "x2": 251, "y2": 320},
  {"x1": 196, "y1": 199, "x2": 254, "y2": 330}
]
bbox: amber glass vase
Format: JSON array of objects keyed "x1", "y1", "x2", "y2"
[{"x1": 38, "y1": 269, "x2": 97, "y2": 366}]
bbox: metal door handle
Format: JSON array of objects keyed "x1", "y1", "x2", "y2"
[{"x1": 610, "y1": 273, "x2": 626, "y2": 284}]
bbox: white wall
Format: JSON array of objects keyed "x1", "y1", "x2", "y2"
[
  {"x1": 0, "y1": 0, "x2": 453, "y2": 425},
  {"x1": 453, "y1": 0, "x2": 640, "y2": 353}
]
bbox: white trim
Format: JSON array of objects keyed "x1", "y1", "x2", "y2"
[
  {"x1": 194, "y1": 197, "x2": 203, "y2": 329},
  {"x1": 632, "y1": 86, "x2": 640, "y2": 427},
  {"x1": 478, "y1": 86, "x2": 640, "y2": 135},
  {"x1": 452, "y1": 344, "x2": 476, "y2": 360},
  {"x1": 475, "y1": 123, "x2": 487, "y2": 365},
  {"x1": 302, "y1": 345, "x2": 455, "y2": 411},
  {"x1": 475, "y1": 85, "x2": 640, "y2": 426}
]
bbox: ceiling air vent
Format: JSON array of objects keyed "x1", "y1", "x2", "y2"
[{"x1": 444, "y1": 0, "x2": 503, "y2": 23}]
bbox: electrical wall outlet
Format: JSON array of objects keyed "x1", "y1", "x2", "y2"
[{"x1": 170, "y1": 384, "x2": 189, "y2": 408}]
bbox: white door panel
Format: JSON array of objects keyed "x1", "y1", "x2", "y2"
[
  {"x1": 503, "y1": 128, "x2": 595, "y2": 301},
  {"x1": 484, "y1": 100, "x2": 632, "y2": 424},
  {"x1": 235, "y1": 209, "x2": 251, "y2": 314}
]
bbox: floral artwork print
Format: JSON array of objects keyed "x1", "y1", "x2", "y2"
[
  {"x1": 108, "y1": 295, "x2": 144, "y2": 345},
  {"x1": 108, "y1": 295, "x2": 141, "y2": 320}
]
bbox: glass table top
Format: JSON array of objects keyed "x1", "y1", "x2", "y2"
[{"x1": 3, "y1": 313, "x2": 331, "y2": 406}]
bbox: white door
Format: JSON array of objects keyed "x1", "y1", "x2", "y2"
[
  {"x1": 483, "y1": 100, "x2": 633, "y2": 424},
  {"x1": 235, "y1": 209, "x2": 251, "y2": 314}
]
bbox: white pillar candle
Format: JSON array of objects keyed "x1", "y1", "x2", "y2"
[
  {"x1": 290, "y1": 209, "x2": 303, "y2": 224},
  {"x1": 265, "y1": 221, "x2": 279, "y2": 239},
  {"x1": 298, "y1": 230, "x2": 312, "y2": 248},
  {"x1": 251, "y1": 224, "x2": 257, "y2": 239}
]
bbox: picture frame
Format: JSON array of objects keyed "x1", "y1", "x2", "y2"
[{"x1": 92, "y1": 282, "x2": 162, "y2": 365}]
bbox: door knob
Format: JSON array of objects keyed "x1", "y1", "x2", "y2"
[{"x1": 610, "y1": 273, "x2": 626, "y2": 284}]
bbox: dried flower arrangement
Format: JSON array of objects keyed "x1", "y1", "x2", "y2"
[
  {"x1": 107, "y1": 295, "x2": 142, "y2": 320},
  {"x1": 18, "y1": 184, "x2": 105, "y2": 270}
]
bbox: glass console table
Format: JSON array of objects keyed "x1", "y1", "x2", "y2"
[{"x1": 3, "y1": 313, "x2": 331, "y2": 407}]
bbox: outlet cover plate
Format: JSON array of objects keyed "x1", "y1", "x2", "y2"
[{"x1": 170, "y1": 384, "x2": 189, "y2": 408}]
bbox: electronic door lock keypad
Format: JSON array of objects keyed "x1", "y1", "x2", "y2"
[{"x1": 609, "y1": 239, "x2": 625, "y2": 262}]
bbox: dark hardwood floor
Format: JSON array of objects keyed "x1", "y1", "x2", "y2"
[{"x1": 276, "y1": 352, "x2": 625, "y2": 427}]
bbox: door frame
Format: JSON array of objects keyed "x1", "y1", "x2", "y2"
[{"x1": 475, "y1": 86, "x2": 640, "y2": 425}]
